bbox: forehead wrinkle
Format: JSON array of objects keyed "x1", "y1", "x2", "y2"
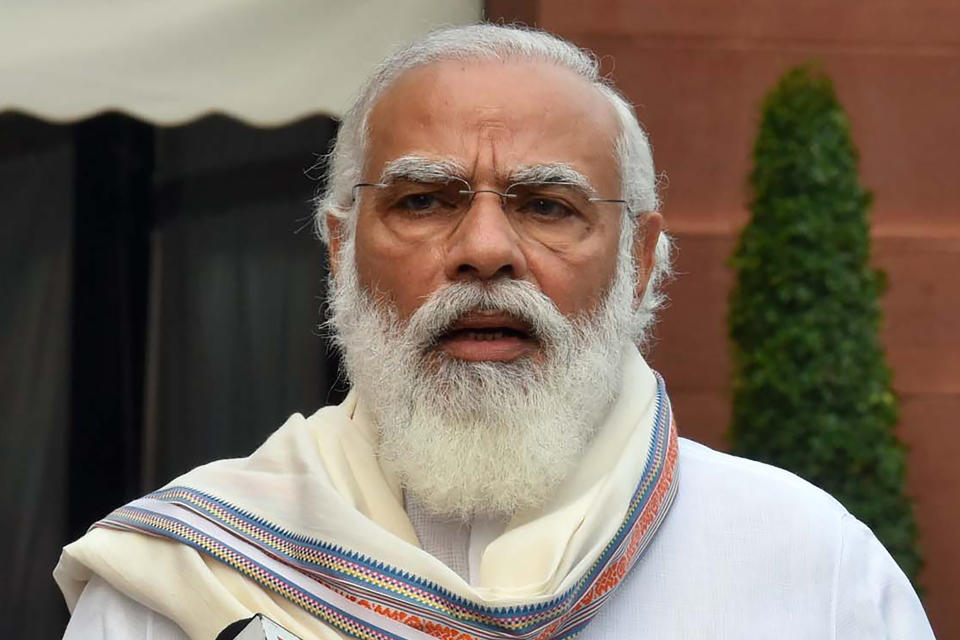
[
  {"x1": 508, "y1": 163, "x2": 600, "y2": 198},
  {"x1": 379, "y1": 155, "x2": 469, "y2": 183}
]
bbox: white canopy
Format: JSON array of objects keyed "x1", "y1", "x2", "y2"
[{"x1": 0, "y1": 0, "x2": 482, "y2": 126}]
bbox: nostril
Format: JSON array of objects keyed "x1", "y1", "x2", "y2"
[{"x1": 455, "y1": 262, "x2": 514, "y2": 279}]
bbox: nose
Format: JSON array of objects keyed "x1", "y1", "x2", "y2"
[{"x1": 443, "y1": 191, "x2": 529, "y2": 282}]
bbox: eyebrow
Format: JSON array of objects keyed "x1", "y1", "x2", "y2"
[
  {"x1": 377, "y1": 157, "x2": 603, "y2": 200},
  {"x1": 379, "y1": 155, "x2": 468, "y2": 184},
  {"x1": 508, "y1": 163, "x2": 600, "y2": 199}
]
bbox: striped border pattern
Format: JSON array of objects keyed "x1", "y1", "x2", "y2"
[
  {"x1": 99, "y1": 506, "x2": 408, "y2": 640},
  {"x1": 97, "y1": 374, "x2": 679, "y2": 640}
]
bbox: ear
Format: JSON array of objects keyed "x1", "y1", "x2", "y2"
[
  {"x1": 326, "y1": 213, "x2": 343, "y2": 279},
  {"x1": 632, "y1": 212, "x2": 664, "y2": 303}
]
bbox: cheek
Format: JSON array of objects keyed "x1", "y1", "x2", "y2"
[
  {"x1": 528, "y1": 242, "x2": 620, "y2": 317},
  {"x1": 539, "y1": 212, "x2": 623, "y2": 315},
  {"x1": 353, "y1": 214, "x2": 445, "y2": 317}
]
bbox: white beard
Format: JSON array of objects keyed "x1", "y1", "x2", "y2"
[{"x1": 327, "y1": 235, "x2": 642, "y2": 521}]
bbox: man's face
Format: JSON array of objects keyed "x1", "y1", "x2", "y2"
[
  {"x1": 337, "y1": 59, "x2": 630, "y2": 362},
  {"x1": 326, "y1": 59, "x2": 662, "y2": 518}
]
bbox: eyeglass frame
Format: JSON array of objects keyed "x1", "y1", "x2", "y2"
[{"x1": 350, "y1": 177, "x2": 629, "y2": 212}]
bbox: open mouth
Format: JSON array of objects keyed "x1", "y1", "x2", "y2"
[
  {"x1": 440, "y1": 326, "x2": 531, "y2": 341},
  {"x1": 435, "y1": 312, "x2": 538, "y2": 361}
]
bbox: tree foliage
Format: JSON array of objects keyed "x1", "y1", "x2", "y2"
[{"x1": 728, "y1": 65, "x2": 922, "y2": 582}]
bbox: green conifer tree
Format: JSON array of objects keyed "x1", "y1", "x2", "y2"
[{"x1": 728, "y1": 65, "x2": 922, "y2": 582}]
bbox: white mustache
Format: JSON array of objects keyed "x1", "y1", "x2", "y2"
[{"x1": 403, "y1": 279, "x2": 572, "y2": 353}]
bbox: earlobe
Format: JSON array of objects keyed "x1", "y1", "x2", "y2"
[
  {"x1": 326, "y1": 213, "x2": 343, "y2": 278},
  {"x1": 632, "y1": 212, "x2": 664, "y2": 301}
]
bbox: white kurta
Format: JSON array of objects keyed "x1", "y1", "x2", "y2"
[{"x1": 62, "y1": 438, "x2": 934, "y2": 639}]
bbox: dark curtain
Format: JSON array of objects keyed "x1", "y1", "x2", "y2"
[
  {"x1": 147, "y1": 115, "x2": 342, "y2": 484},
  {"x1": 68, "y1": 115, "x2": 153, "y2": 543},
  {"x1": 0, "y1": 112, "x2": 340, "y2": 637},
  {"x1": 0, "y1": 115, "x2": 73, "y2": 637}
]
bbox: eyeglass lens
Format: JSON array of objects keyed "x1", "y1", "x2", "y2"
[{"x1": 361, "y1": 179, "x2": 610, "y2": 247}]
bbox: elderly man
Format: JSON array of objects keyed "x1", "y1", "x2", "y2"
[{"x1": 56, "y1": 24, "x2": 933, "y2": 639}]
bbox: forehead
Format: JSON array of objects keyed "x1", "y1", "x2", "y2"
[{"x1": 364, "y1": 59, "x2": 621, "y2": 187}]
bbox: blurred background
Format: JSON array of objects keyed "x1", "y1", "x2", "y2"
[{"x1": 1, "y1": 1, "x2": 956, "y2": 637}]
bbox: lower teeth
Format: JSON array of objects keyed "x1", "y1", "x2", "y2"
[{"x1": 459, "y1": 330, "x2": 508, "y2": 341}]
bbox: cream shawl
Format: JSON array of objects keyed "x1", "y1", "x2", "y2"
[{"x1": 55, "y1": 347, "x2": 678, "y2": 640}]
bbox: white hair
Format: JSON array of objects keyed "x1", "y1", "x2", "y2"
[
  {"x1": 314, "y1": 23, "x2": 673, "y2": 343},
  {"x1": 328, "y1": 211, "x2": 638, "y2": 519}
]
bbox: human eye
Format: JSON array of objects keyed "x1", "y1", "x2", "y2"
[
  {"x1": 389, "y1": 182, "x2": 457, "y2": 215},
  {"x1": 515, "y1": 188, "x2": 579, "y2": 221},
  {"x1": 526, "y1": 196, "x2": 576, "y2": 219},
  {"x1": 397, "y1": 192, "x2": 441, "y2": 212}
]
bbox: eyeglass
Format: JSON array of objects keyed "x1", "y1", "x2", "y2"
[{"x1": 352, "y1": 177, "x2": 627, "y2": 248}]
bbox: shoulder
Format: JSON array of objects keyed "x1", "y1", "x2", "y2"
[
  {"x1": 670, "y1": 438, "x2": 929, "y2": 626},
  {"x1": 162, "y1": 407, "x2": 340, "y2": 483},
  {"x1": 675, "y1": 436, "x2": 848, "y2": 522},
  {"x1": 656, "y1": 438, "x2": 851, "y2": 586},
  {"x1": 595, "y1": 438, "x2": 932, "y2": 637}
]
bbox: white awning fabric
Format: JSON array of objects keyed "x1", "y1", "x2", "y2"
[{"x1": 0, "y1": 0, "x2": 482, "y2": 127}]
